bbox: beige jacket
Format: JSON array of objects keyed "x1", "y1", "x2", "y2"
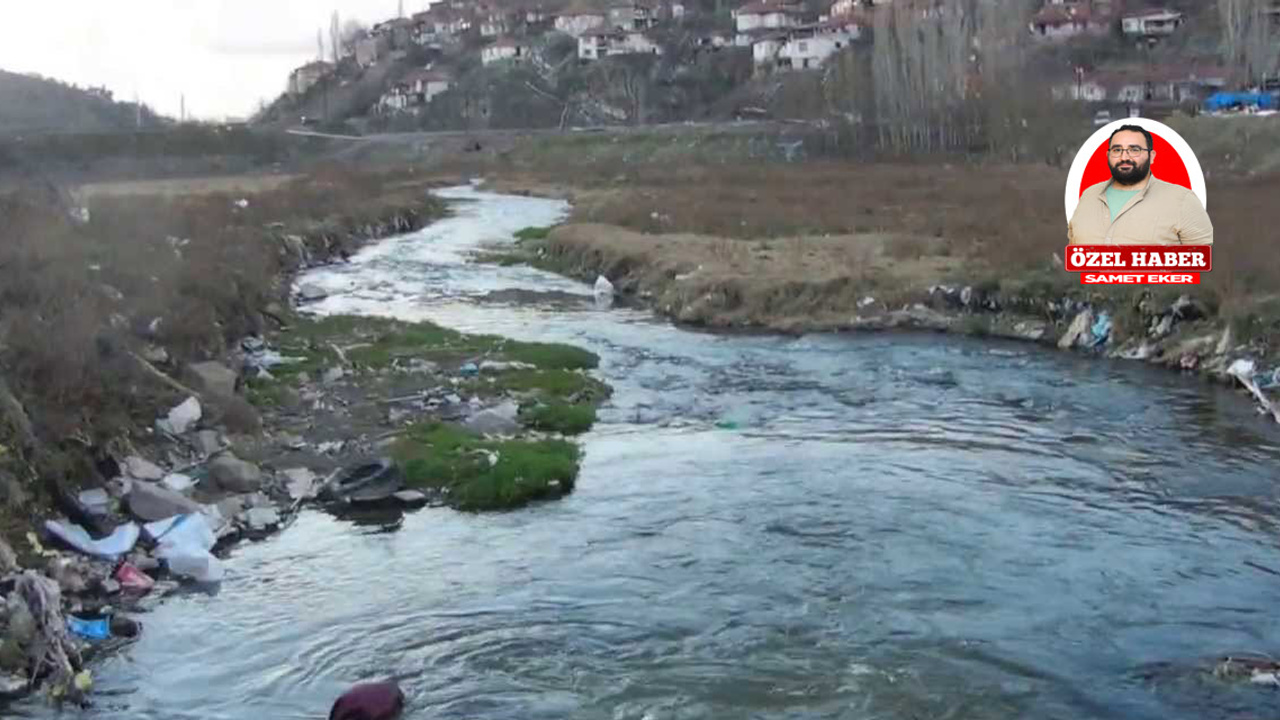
[{"x1": 1068, "y1": 176, "x2": 1213, "y2": 245}]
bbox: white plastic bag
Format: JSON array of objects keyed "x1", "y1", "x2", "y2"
[{"x1": 146, "y1": 514, "x2": 224, "y2": 583}]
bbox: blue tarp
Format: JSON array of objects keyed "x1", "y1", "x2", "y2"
[{"x1": 1204, "y1": 92, "x2": 1275, "y2": 111}]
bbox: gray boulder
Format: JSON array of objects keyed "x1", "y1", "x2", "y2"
[
  {"x1": 1057, "y1": 310, "x2": 1094, "y2": 350},
  {"x1": 127, "y1": 481, "x2": 203, "y2": 522},
  {"x1": 187, "y1": 361, "x2": 238, "y2": 398},
  {"x1": 194, "y1": 429, "x2": 223, "y2": 457},
  {"x1": 124, "y1": 456, "x2": 166, "y2": 481},
  {"x1": 208, "y1": 453, "x2": 264, "y2": 493}
]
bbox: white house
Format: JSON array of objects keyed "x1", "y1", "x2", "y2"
[
  {"x1": 555, "y1": 5, "x2": 609, "y2": 35},
  {"x1": 1121, "y1": 8, "x2": 1183, "y2": 36},
  {"x1": 610, "y1": 0, "x2": 663, "y2": 30},
  {"x1": 482, "y1": 37, "x2": 531, "y2": 64},
  {"x1": 578, "y1": 28, "x2": 663, "y2": 59},
  {"x1": 670, "y1": 1, "x2": 686, "y2": 19},
  {"x1": 379, "y1": 69, "x2": 453, "y2": 113},
  {"x1": 754, "y1": 21, "x2": 857, "y2": 70},
  {"x1": 1028, "y1": 4, "x2": 1108, "y2": 40},
  {"x1": 734, "y1": 1, "x2": 805, "y2": 32},
  {"x1": 480, "y1": 13, "x2": 510, "y2": 37}
]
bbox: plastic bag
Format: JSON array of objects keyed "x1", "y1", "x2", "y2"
[{"x1": 146, "y1": 514, "x2": 224, "y2": 583}]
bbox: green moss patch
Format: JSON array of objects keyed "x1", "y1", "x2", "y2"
[
  {"x1": 514, "y1": 226, "x2": 554, "y2": 241},
  {"x1": 519, "y1": 402, "x2": 597, "y2": 435},
  {"x1": 393, "y1": 422, "x2": 580, "y2": 511}
]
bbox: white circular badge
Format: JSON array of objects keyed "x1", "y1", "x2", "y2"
[{"x1": 1064, "y1": 117, "x2": 1207, "y2": 224}]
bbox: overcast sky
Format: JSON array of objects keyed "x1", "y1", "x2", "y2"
[{"x1": 0, "y1": 1, "x2": 435, "y2": 120}]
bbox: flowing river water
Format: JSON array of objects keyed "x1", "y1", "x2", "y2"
[{"x1": 26, "y1": 187, "x2": 1280, "y2": 719}]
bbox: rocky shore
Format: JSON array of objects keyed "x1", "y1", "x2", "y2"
[{"x1": 0, "y1": 185, "x2": 608, "y2": 708}]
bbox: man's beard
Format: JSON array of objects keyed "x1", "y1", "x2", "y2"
[{"x1": 1110, "y1": 157, "x2": 1151, "y2": 185}]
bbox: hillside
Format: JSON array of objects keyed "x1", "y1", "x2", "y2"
[{"x1": 0, "y1": 69, "x2": 164, "y2": 135}]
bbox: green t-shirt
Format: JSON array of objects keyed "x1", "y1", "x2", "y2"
[{"x1": 1105, "y1": 185, "x2": 1141, "y2": 223}]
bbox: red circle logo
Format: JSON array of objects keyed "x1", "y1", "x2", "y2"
[{"x1": 1078, "y1": 129, "x2": 1192, "y2": 197}]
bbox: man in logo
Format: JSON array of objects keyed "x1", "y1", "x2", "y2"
[{"x1": 1068, "y1": 125, "x2": 1213, "y2": 245}]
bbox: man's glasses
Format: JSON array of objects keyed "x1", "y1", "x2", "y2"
[{"x1": 1109, "y1": 146, "x2": 1150, "y2": 157}]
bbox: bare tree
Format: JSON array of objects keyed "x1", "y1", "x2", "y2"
[
  {"x1": 317, "y1": 28, "x2": 325, "y2": 61},
  {"x1": 330, "y1": 11, "x2": 342, "y2": 64}
]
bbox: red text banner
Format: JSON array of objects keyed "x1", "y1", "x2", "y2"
[
  {"x1": 1064, "y1": 245, "x2": 1212, "y2": 273},
  {"x1": 1080, "y1": 273, "x2": 1201, "y2": 285}
]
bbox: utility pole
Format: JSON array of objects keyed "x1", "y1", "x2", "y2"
[
  {"x1": 181, "y1": 93, "x2": 186, "y2": 123},
  {"x1": 399, "y1": 0, "x2": 405, "y2": 18}
]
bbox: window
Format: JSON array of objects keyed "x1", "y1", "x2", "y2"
[{"x1": 798, "y1": 41, "x2": 808, "y2": 51}]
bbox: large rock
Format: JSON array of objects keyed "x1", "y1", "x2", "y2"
[
  {"x1": 124, "y1": 456, "x2": 165, "y2": 481},
  {"x1": 208, "y1": 453, "x2": 264, "y2": 493},
  {"x1": 194, "y1": 429, "x2": 224, "y2": 457},
  {"x1": 187, "y1": 361, "x2": 238, "y2": 398},
  {"x1": 127, "y1": 481, "x2": 203, "y2": 522},
  {"x1": 1057, "y1": 310, "x2": 1094, "y2": 350}
]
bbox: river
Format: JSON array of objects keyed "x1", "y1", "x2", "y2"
[{"x1": 25, "y1": 187, "x2": 1280, "y2": 720}]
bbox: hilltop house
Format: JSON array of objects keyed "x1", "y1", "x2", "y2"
[
  {"x1": 609, "y1": 0, "x2": 662, "y2": 30},
  {"x1": 556, "y1": 3, "x2": 609, "y2": 35},
  {"x1": 480, "y1": 10, "x2": 512, "y2": 36},
  {"x1": 482, "y1": 37, "x2": 532, "y2": 64},
  {"x1": 1028, "y1": 3, "x2": 1110, "y2": 40},
  {"x1": 370, "y1": 17, "x2": 417, "y2": 49},
  {"x1": 379, "y1": 68, "x2": 454, "y2": 113},
  {"x1": 1121, "y1": 8, "x2": 1184, "y2": 37},
  {"x1": 288, "y1": 61, "x2": 333, "y2": 96},
  {"x1": 578, "y1": 27, "x2": 663, "y2": 59},
  {"x1": 753, "y1": 18, "x2": 859, "y2": 71},
  {"x1": 734, "y1": 1, "x2": 806, "y2": 33}
]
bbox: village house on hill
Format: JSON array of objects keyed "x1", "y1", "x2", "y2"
[
  {"x1": 555, "y1": 2, "x2": 610, "y2": 35},
  {"x1": 578, "y1": 26, "x2": 663, "y2": 59},
  {"x1": 378, "y1": 68, "x2": 454, "y2": 113},
  {"x1": 288, "y1": 60, "x2": 334, "y2": 96},
  {"x1": 482, "y1": 37, "x2": 533, "y2": 64},
  {"x1": 1121, "y1": 7, "x2": 1185, "y2": 40}
]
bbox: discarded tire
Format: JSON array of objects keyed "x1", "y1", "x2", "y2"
[{"x1": 321, "y1": 459, "x2": 402, "y2": 504}]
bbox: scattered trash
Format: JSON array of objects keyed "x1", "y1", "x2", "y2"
[
  {"x1": 857, "y1": 296, "x2": 877, "y2": 310},
  {"x1": 114, "y1": 563, "x2": 156, "y2": 592},
  {"x1": 316, "y1": 440, "x2": 345, "y2": 454},
  {"x1": 465, "y1": 402, "x2": 522, "y2": 435},
  {"x1": 1090, "y1": 311, "x2": 1112, "y2": 347},
  {"x1": 479, "y1": 360, "x2": 536, "y2": 374},
  {"x1": 66, "y1": 616, "x2": 111, "y2": 641},
  {"x1": 233, "y1": 198, "x2": 250, "y2": 209},
  {"x1": 594, "y1": 275, "x2": 615, "y2": 308},
  {"x1": 243, "y1": 507, "x2": 281, "y2": 532},
  {"x1": 322, "y1": 366, "x2": 346, "y2": 384},
  {"x1": 156, "y1": 396, "x2": 202, "y2": 436},
  {"x1": 146, "y1": 514, "x2": 224, "y2": 583},
  {"x1": 44, "y1": 520, "x2": 139, "y2": 559},
  {"x1": 282, "y1": 468, "x2": 319, "y2": 501},
  {"x1": 161, "y1": 473, "x2": 196, "y2": 492},
  {"x1": 715, "y1": 420, "x2": 740, "y2": 430},
  {"x1": 459, "y1": 362, "x2": 480, "y2": 377}
]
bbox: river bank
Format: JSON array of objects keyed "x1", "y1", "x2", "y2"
[
  {"x1": 451, "y1": 151, "x2": 1280, "y2": 418},
  {"x1": 0, "y1": 172, "x2": 608, "y2": 706}
]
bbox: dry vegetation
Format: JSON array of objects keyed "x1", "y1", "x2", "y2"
[{"x1": 0, "y1": 166, "x2": 446, "y2": 513}]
